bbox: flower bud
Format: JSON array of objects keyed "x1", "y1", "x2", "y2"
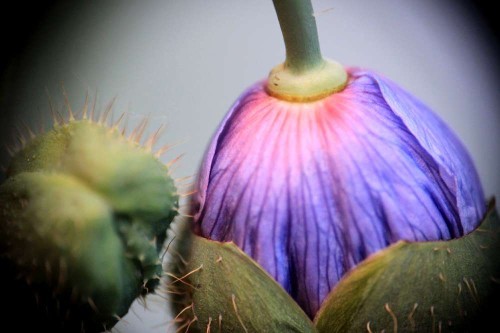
[
  {"x1": 0, "y1": 117, "x2": 178, "y2": 332},
  {"x1": 191, "y1": 68, "x2": 486, "y2": 317}
]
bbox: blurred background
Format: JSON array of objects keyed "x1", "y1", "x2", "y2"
[{"x1": 1, "y1": 1, "x2": 499, "y2": 332}]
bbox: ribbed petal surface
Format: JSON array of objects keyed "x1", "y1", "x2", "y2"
[{"x1": 192, "y1": 68, "x2": 486, "y2": 317}]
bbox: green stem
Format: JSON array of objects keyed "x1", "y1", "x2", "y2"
[
  {"x1": 272, "y1": 0, "x2": 323, "y2": 73},
  {"x1": 267, "y1": 0, "x2": 347, "y2": 102}
]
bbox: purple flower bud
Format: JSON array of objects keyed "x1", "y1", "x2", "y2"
[{"x1": 191, "y1": 68, "x2": 486, "y2": 317}]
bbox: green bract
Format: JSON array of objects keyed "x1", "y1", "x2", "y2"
[
  {"x1": 170, "y1": 202, "x2": 500, "y2": 332},
  {"x1": 168, "y1": 222, "x2": 316, "y2": 333},
  {"x1": 0, "y1": 119, "x2": 178, "y2": 332},
  {"x1": 314, "y1": 201, "x2": 500, "y2": 333}
]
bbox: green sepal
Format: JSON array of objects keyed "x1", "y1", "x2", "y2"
[
  {"x1": 314, "y1": 200, "x2": 500, "y2": 332},
  {"x1": 169, "y1": 221, "x2": 316, "y2": 333}
]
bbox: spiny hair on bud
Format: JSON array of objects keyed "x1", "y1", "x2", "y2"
[{"x1": 3, "y1": 90, "x2": 180, "y2": 171}]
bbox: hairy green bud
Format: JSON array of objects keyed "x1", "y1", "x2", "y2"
[{"x1": 0, "y1": 119, "x2": 178, "y2": 332}]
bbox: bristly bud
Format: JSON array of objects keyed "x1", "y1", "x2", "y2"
[{"x1": 0, "y1": 115, "x2": 179, "y2": 332}]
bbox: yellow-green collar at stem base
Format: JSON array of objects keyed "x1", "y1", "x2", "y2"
[{"x1": 266, "y1": 59, "x2": 348, "y2": 102}]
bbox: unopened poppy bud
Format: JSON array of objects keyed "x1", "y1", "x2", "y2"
[{"x1": 0, "y1": 113, "x2": 178, "y2": 332}]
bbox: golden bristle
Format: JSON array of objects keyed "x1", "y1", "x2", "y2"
[
  {"x1": 144, "y1": 124, "x2": 166, "y2": 152},
  {"x1": 62, "y1": 86, "x2": 75, "y2": 122},
  {"x1": 99, "y1": 97, "x2": 116, "y2": 125},
  {"x1": 81, "y1": 94, "x2": 89, "y2": 120},
  {"x1": 128, "y1": 116, "x2": 149, "y2": 144}
]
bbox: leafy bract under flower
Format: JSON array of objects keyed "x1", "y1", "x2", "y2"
[{"x1": 191, "y1": 68, "x2": 486, "y2": 317}]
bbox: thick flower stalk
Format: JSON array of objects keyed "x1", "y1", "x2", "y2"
[{"x1": 189, "y1": 0, "x2": 486, "y2": 319}]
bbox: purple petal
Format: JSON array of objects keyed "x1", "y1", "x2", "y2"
[{"x1": 192, "y1": 68, "x2": 486, "y2": 317}]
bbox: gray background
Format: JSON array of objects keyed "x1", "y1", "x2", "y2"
[{"x1": 1, "y1": 1, "x2": 499, "y2": 332}]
